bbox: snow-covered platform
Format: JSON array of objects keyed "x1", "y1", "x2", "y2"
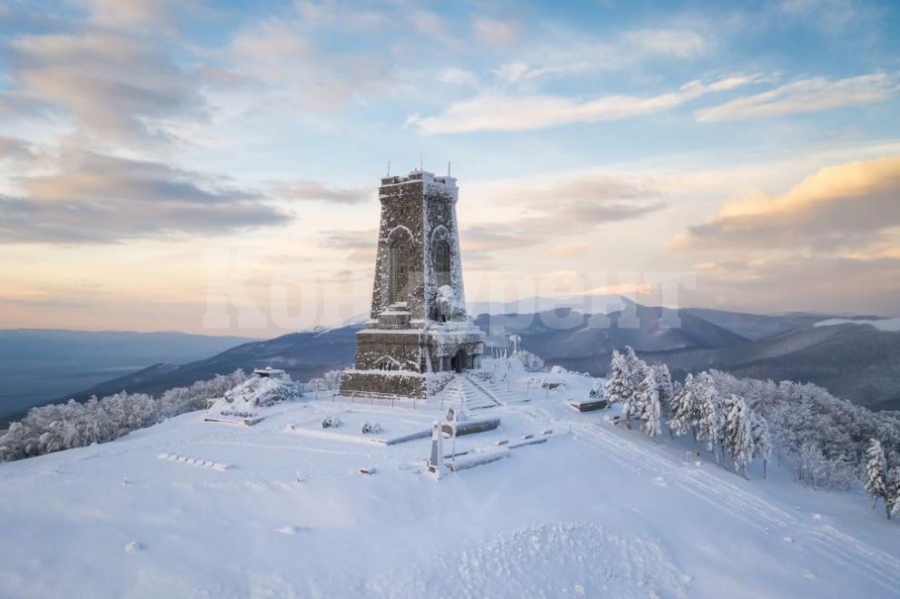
[
  {"x1": 284, "y1": 407, "x2": 436, "y2": 446},
  {"x1": 1, "y1": 367, "x2": 899, "y2": 599}
]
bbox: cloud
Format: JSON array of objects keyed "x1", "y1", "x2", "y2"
[
  {"x1": 462, "y1": 175, "x2": 666, "y2": 252},
  {"x1": 0, "y1": 149, "x2": 289, "y2": 244},
  {"x1": 319, "y1": 228, "x2": 378, "y2": 263},
  {"x1": 549, "y1": 242, "x2": 595, "y2": 258},
  {"x1": 409, "y1": 9, "x2": 443, "y2": 36},
  {"x1": 410, "y1": 75, "x2": 760, "y2": 134},
  {"x1": 3, "y1": 26, "x2": 207, "y2": 146},
  {"x1": 294, "y1": 0, "x2": 387, "y2": 33},
  {"x1": 778, "y1": 0, "x2": 856, "y2": 32},
  {"x1": 275, "y1": 180, "x2": 371, "y2": 204},
  {"x1": 675, "y1": 155, "x2": 900, "y2": 252},
  {"x1": 226, "y1": 11, "x2": 396, "y2": 112},
  {"x1": 489, "y1": 27, "x2": 712, "y2": 85},
  {"x1": 473, "y1": 18, "x2": 520, "y2": 48},
  {"x1": 685, "y1": 255, "x2": 900, "y2": 317},
  {"x1": 620, "y1": 28, "x2": 708, "y2": 58},
  {"x1": 78, "y1": 0, "x2": 181, "y2": 29},
  {"x1": 319, "y1": 229, "x2": 377, "y2": 250},
  {"x1": 695, "y1": 73, "x2": 897, "y2": 122},
  {"x1": 0, "y1": 137, "x2": 36, "y2": 162},
  {"x1": 437, "y1": 68, "x2": 478, "y2": 86}
]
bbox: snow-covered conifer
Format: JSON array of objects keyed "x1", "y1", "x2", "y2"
[
  {"x1": 623, "y1": 368, "x2": 662, "y2": 438},
  {"x1": 669, "y1": 374, "x2": 698, "y2": 449},
  {"x1": 655, "y1": 364, "x2": 674, "y2": 411},
  {"x1": 865, "y1": 439, "x2": 890, "y2": 518},
  {"x1": 695, "y1": 373, "x2": 723, "y2": 465},
  {"x1": 750, "y1": 411, "x2": 772, "y2": 478},
  {"x1": 607, "y1": 347, "x2": 648, "y2": 429},
  {"x1": 634, "y1": 368, "x2": 662, "y2": 439},
  {"x1": 888, "y1": 468, "x2": 900, "y2": 519},
  {"x1": 722, "y1": 395, "x2": 755, "y2": 479},
  {"x1": 624, "y1": 346, "x2": 648, "y2": 389},
  {"x1": 604, "y1": 351, "x2": 633, "y2": 407},
  {"x1": 622, "y1": 363, "x2": 651, "y2": 426}
]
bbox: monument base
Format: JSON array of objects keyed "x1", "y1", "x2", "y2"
[{"x1": 338, "y1": 370, "x2": 429, "y2": 399}]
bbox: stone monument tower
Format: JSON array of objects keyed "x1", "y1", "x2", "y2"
[{"x1": 338, "y1": 169, "x2": 485, "y2": 398}]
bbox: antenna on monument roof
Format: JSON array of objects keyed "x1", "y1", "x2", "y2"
[
  {"x1": 420, "y1": 155, "x2": 423, "y2": 172},
  {"x1": 386, "y1": 160, "x2": 390, "y2": 176},
  {"x1": 447, "y1": 161, "x2": 451, "y2": 177}
]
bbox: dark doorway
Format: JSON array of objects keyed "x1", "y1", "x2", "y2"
[{"x1": 451, "y1": 349, "x2": 467, "y2": 373}]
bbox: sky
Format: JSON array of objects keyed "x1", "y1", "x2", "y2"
[{"x1": 1, "y1": 0, "x2": 899, "y2": 337}]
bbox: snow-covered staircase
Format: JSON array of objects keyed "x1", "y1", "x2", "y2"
[
  {"x1": 462, "y1": 374, "x2": 502, "y2": 409},
  {"x1": 463, "y1": 373, "x2": 531, "y2": 405},
  {"x1": 436, "y1": 375, "x2": 501, "y2": 411}
]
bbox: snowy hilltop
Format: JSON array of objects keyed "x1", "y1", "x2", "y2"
[{"x1": 0, "y1": 354, "x2": 898, "y2": 598}]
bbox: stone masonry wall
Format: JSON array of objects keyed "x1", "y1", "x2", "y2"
[
  {"x1": 370, "y1": 177, "x2": 427, "y2": 320},
  {"x1": 354, "y1": 330, "x2": 424, "y2": 371},
  {"x1": 338, "y1": 371, "x2": 427, "y2": 398}
]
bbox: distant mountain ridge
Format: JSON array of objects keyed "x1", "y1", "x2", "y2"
[
  {"x1": 50, "y1": 306, "x2": 900, "y2": 413},
  {"x1": 0, "y1": 330, "x2": 255, "y2": 425}
]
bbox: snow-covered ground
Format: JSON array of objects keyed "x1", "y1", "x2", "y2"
[{"x1": 0, "y1": 372, "x2": 898, "y2": 599}]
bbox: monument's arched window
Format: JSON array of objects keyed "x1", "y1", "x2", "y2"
[
  {"x1": 388, "y1": 236, "x2": 409, "y2": 304},
  {"x1": 434, "y1": 240, "x2": 451, "y2": 287}
]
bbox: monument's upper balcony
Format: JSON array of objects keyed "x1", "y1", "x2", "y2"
[{"x1": 380, "y1": 170, "x2": 457, "y2": 190}]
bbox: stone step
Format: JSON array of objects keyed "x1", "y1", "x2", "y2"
[{"x1": 433, "y1": 374, "x2": 501, "y2": 412}]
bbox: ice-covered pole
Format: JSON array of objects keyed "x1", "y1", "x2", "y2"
[{"x1": 428, "y1": 420, "x2": 444, "y2": 479}]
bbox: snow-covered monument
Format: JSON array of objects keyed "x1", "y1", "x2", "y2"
[{"x1": 338, "y1": 170, "x2": 485, "y2": 398}]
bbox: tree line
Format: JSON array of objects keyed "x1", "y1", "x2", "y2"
[
  {"x1": 0, "y1": 370, "x2": 247, "y2": 461},
  {"x1": 604, "y1": 348, "x2": 771, "y2": 479},
  {"x1": 604, "y1": 347, "x2": 900, "y2": 519}
]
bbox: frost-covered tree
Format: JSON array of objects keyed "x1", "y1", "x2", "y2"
[
  {"x1": 604, "y1": 351, "x2": 633, "y2": 407},
  {"x1": 307, "y1": 370, "x2": 343, "y2": 393},
  {"x1": 669, "y1": 373, "x2": 699, "y2": 450},
  {"x1": 516, "y1": 350, "x2": 545, "y2": 373},
  {"x1": 623, "y1": 346, "x2": 648, "y2": 389},
  {"x1": 695, "y1": 373, "x2": 723, "y2": 465},
  {"x1": 0, "y1": 370, "x2": 247, "y2": 462},
  {"x1": 633, "y1": 368, "x2": 662, "y2": 439},
  {"x1": 865, "y1": 439, "x2": 891, "y2": 518},
  {"x1": 509, "y1": 334, "x2": 521, "y2": 354},
  {"x1": 888, "y1": 468, "x2": 900, "y2": 519},
  {"x1": 322, "y1": 370, "x2": 343, "y2": 390},
  {"x1": 606, "y1": 347, "x2": 649, "y2": 429},
  {"x1": 655, "y1": 364, "x2": 674, "y2": 411},
  {"x1": 722, "y1": 395, "x2": 755, "y2": 479},
  {"x1": 798, "y1": 440, "x2": 829, "y2": 488},
  {"x1": 750, "y1": 411, "x2": 772, "y2": 479}
]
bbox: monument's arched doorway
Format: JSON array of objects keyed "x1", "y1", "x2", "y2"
[{"x1": 451, "y1": 349, "x2": 468, "y2": 373}]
